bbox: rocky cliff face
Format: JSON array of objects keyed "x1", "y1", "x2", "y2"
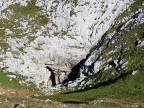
[
  {"x1": 0, "y1": 0, "x2": 134, "y2": 88},
  {"x1": 63, "y1": 1, "x2": 144, "y2": 90}
]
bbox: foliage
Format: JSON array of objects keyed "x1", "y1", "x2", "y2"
[
  {"x1": 0, "y1": 71, "x2": 21, "y2": 89},
  {"x1": 38, "y1": 70, "x2": 144, "y2": 102},
  {"x1": 0, "y1": 69, "x2": 40, "y2": 93}
]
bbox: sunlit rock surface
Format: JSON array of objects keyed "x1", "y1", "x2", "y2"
[{"x1": 0, "y1": 0, "x2": 133, "y2": 87}]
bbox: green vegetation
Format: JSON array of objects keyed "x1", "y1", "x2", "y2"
[
  {"x1": 44, "y1": 20, "x2": 144, "y2": 105},
  {"x1": 73, "y1": 0, "x2": 78, "y2": 6},
  {"x1": 0, "y1": 42, "x2": 10, "y2": 52},
  {"x1": 0, "y1": 58, "x2": 4, "y2": 62},
  {"x1": 131, "y1": 0, "x2": 144, "y2": 12},
  {"x1": 38, "y1": 70, "x2": 144, "y2": 102},
  {"x1": 8, "y1": 3, "x2": 40, "y2": 15},
  {"x1": 70, "y1": 10, "x2": 76, "y2": 17},
  {"x1": 117, "y1": 0, "x2": 144, "y2": 20},
  {"x1": 0, "y1": 69, "x2": 41, "y2": 93},
  {"x1": 0, "y1": 0, "x2": 50, "y2": 52},
  {"x1": 36, "y1": 15, "x2": 50, "y2": 25},
  {"x1": 0, "y1": 96, "x2": 63, "y2": 108},
  {"x1": 1, "y1": 67, "x2": 143, "y2": 107},
  {"x1": 88, "y1": 19, "x2": 144, "y2": 92},
  {"x1": 53, "y1": 30, "x2": 69, "y2": 38},
  {"x1": 0, "y1": 69, "x2": 63, "y2": 108},
  {"x1": 37, "y1": 5, "x2": 144, "y2": 104},
  {"x1": 27, "y1": 36, "x2": 36, "y2": 43},
  {"x1": 108, "y1": 23, "x2": 144, "y2": 72},
  {"x1": 0, "y1": 1, "x2": 143, "y2": 107},
  {"x1": 19, "y1": 47, "x2": 24, "y2": 52},
  {"x1": 0, "y1": 71, "x2": 21, "y2": 89},
  {"x1": 106, "y1": 0, "x2": 144, "y2": 34}
]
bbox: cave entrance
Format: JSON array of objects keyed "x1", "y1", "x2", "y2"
[
  {"x1": 46, "y1": 66, "x2": 56, "y2": 86},
  {"x1": 50, "y1": 71, "x2": 56, "y2": 86}
]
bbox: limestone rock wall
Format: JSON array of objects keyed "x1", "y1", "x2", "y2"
[{"x1": 0, "y1": 0, "x2": 133, "y2": 87}]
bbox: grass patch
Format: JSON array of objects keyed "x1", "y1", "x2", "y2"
[
  {"x1": 38, "y1": 70, "x2": 144, "y2": 102},
  {"x1": 0, "y1": 96, "x2": 61, "y2": 108},
  {"x1": 0, "y1": 70, "x2": 24, "y2": 89},
  {"x1": 7, "y1": 1, "x2": 41, "y2": 15},
  {"x1": 0, "y1": 69, "x2": 41, "y2": 94},
  {"x1": 0, "y1": 41, "x2": 10, "y2": 52},
  {"x1": 0, "y1": 71, "x2": 22, "y2": 89},
  {"x1": 117, "y1": 0, "x2": 144, "y2": 20}
]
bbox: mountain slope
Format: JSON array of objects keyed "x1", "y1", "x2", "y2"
[
  {"x1": 0, "y1": 0, "x2": 144, "y2": 107},
  {"x1": 0, "y1": 0, "x2": 133, "y2": 88},
  {"x1": 62, "y1": 1, "x2": 144, "y2": 89},
  {"x1": 38, "y1": 1, "x2": 144, "y2": 106}
]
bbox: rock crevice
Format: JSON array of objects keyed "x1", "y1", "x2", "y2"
[{"x1": 45, "y1": 64, "x2": 71, "y2": 87}]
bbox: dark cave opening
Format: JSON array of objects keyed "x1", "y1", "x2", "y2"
[
  {"x1": 50, "y1": 71, "x2": 56, "y2": 86},
  {"x1": 46, "y1": 66, "x2": 56, "y2": 86}
]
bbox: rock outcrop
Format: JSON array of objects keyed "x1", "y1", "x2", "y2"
[
  {"x1": 64, "y1": 7, "x2": 144, "y2": 89},
  {"x1": 0, "y1": 0, "x2": 133, "y2": 87}
]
